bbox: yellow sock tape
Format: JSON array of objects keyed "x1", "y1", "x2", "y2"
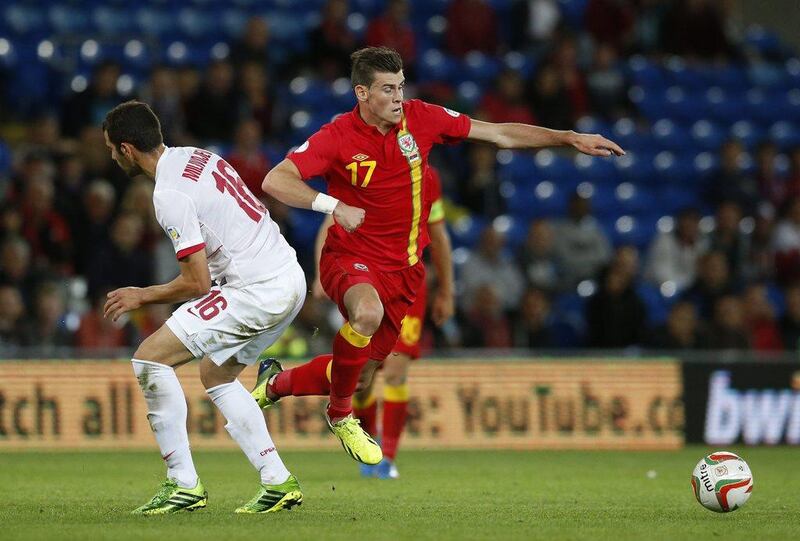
[
  {"x1": 383, "y1": 383, "x2": 409, "y2": 402},
  {"x1": 339, "y1": 322, "x2": 371, "y2": 348}
]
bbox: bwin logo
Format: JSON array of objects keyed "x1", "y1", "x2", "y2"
[{"x1": 704, "y1": 370, "x2": 800, "y2": 445}]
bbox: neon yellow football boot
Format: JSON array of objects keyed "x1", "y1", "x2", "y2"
[
  {"x1": 131, "y1": 478, "x2": 207, "y2": 515},
  {"x1": 235, "y1": 475, "x2": 303, "y2": 514},
  {"x1": 326, "y1": 408, "x2": 383, "y2": 465},
  {"x1": 251, "y1": 358, "x2": 283, "y2": 409}
]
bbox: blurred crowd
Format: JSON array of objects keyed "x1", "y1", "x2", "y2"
[{"x1": 0, "y1": 0, "x2": 798, "y2": 355}]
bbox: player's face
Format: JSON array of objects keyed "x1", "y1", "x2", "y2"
[
  {"x1": 366, "y1": 71, "x2": 405, "y2": 126},
  {"x1": 103, "y1": 130, "x2": 143, "y2": 178}
]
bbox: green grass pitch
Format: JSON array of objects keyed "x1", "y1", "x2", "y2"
[{"x1": 1, "y1": 447, "x2": 797, "y2": 540}]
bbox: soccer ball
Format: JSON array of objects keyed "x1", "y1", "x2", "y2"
[{"x1": 691, "y1": 451, "x2": 754, "y2": 513}]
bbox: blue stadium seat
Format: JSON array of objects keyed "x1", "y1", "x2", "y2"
[
  {"x1": 136, "y1": 7, "x2": 179, "y2": 39},
  {"x1": 729, "y1": 120, "x2": 765, "y2": 149},
  {"x1": 3, "y1": 5, "x2": 50, "y2": 37},
  {"x1": 611, "y1": 117, "x2": 653, "y2": 152},
  {"x1": 491, "y1": 215, "x2": 528, "y2": 249},
  {"x1": 221, "y1": 8, "x2": 248, "y2": 39},
  {"x1": 704, "y1": 87, "x2": 746, "y2": 125},
  {"x1": 288, "y1": 77, "x2": 333, "y2": 109},
  {"x1": 690, "y1": 120, "x2": 726, "y2": 152},
  {"x1": 692, "y1": 151, "x2": 719, "y2": 182},
  {"x1": 614, "y1": 182, "x2": 655, "y2": 215},
  {"x1": 626, "y1": 56, "x2": 666, "y2": 90},
  {"x1": 288, "y1": 208, "x2": 325, "y2": 250},
  {"x1": 636, "y1": 282, "x2": 671, "y2": 326},
  {"x1": 177, "y1": 7, "x2": 224, "y2": 41},
  {"x1": 92, "y1": 6, "x2": 136, "y2": 35},
  {"x1": 497, "y1": 150, "x2": 537, "y2": 186},
  {"x1": 417, "y1": 48, "x2": 457, "y2": 81},
  {"x1": 614, "y1": 152, "x2": 656, "y2": 184},
  {"x1": 651, "y1": 119, "x2": 691, "y2": 152},
  {"x1": 456, "y1": 51, "x2": 501, "y2": 85},
  {"x1": 653, "y1": 150, "x2": 697, "y2": 184},
  {"x1": 746, "y1": 89, "x2": 782, "y2": 125},
  {"x1": 503, "y1": 51, "x2": 535, "y2": 79},
  {"x1": 0, "y1": 138, "x2": 11, "y2": 176},
  {"x1": 770, "y1": 121, "x2": 800, "y2": 150},
  {"x1": 533, "y1": 149, "x2": 575, "y2": 182},
  {"x1": 449, "y1": 215, "x2": 487, "y2": 249},
  {"x1": 550, "y1": 291, "x2": 587, "y2": 347},
  {"x1": 574, "y1": 154, "x2": 616, "y2": 184},
  {"x1": 654, "y1": 184, "x2": 701, "y2": 214}
]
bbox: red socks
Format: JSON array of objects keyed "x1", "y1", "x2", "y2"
[
  {"x1": 381, "y1": 384, "x2": 409, "y2": 461},
  {"x1": 353, "y1": 393, "x2": 378, "y2": 436},
  {"x1": 269, "y1": 354, "x2": 332, "y2": 397},
  {"x1": 328, "y1": 322, "x2": 372, "y2": 420}
]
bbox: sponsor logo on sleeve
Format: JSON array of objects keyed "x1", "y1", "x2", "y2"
[
  {"x1": 444, "y1": 107, "x2": 461, "y2": 117},
  {"x1": 294, "y1": 141, "x2": 309, "y2": 153},
  {"x1": 353, "y1": 263, "x2": 369, "y2": 272},
  {"x1": 166, "y1": 226, "x2": 181, "y2": 242}
]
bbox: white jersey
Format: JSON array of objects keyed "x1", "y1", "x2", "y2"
[{"x1": 153, "y1": 146, "x2": 297, "y2": 287}]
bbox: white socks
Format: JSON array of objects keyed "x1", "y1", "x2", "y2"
[
  {"x1": 131, "y1": 359, "x2": 198, "y2": 489},
  {"x1": 207, "y1": 379, "x2": 291, "y2": 485}
]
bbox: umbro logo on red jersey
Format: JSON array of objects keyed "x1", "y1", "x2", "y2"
[
  {"x1": 352, "y1": 154, "x2": 370, "y2": 161},
  {"x1": 353, "y1": 263, "x2": 369, "y2": 271}
]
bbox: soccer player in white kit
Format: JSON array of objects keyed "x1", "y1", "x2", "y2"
[{"x1": 101, "y1": 101, "x2": 305, "y2": 515}]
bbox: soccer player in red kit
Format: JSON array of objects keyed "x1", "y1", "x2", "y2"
[
  {"x1": 251, "y1": 46, "x2": 624, "y2": 464},
  {"x1": 304, "y1": 166, "x2": 453, "y2": 477}
]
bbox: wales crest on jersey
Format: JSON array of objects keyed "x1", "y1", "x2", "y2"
[{"x1": 397, "y1": 133, "x2": 421, "y2": 163}]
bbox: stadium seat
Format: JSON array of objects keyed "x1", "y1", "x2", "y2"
[
  {"x1": 636, "y1": 282, "x2": 671, "y2": 326},
  {"x1": 573, "y1": 153, "x2": 616, "y2": 184},
  {"x1": 770, "y1": 121, "x2": 800, "y2": 150},
  {"x1": 614, "y1": 152, "x2": 656, "y2": 184},
  {"x1": 92, "y1": 6, "x2": 136, "y2": 35},
  {"x1": 614, "y1": 182, "x2": 655, "y2": 215},
  {"x1": 626, "y1": 56, "x2": 666, "y2": 90},
  {"x1": 136, "y1": 7, "x2": 179, "y2": 39},
  {"x1": 457, "y1": 51, "x2": 501, "y2": 85},
  {"x1": 418, "y1": 48, "x2": 457, "y2": 82},
  {"x1": 550, "y1": 291, "x2": 587, "y2": 347},
  {"x1": 3, "y1": 4, "x2": 49, "y2": 37},
  {"x1": 690, "y1": 120, "x2": 726, "y2": 152},
  {"x1": 496, "y1": 150, "x2": 537, "y2": 186},
  {"x1": 651, "y1": 119, "x2": 691, "y2": 152},
  {"x1": 449, "y1": 215, "x2": 487, "y2": 249},
  {"x1": 533, "y1": 149, "x2": 575, "y2": 182},
  {"x1": 729, "y1": 120, "x2": 765, "y2": 149}
]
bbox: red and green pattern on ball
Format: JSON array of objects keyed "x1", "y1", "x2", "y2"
[
  {"x1": 704, "y1": 453, "x2": 741, "y2": 466},
  {"x1": 691, "y1": 476, "x2": 702, "y2": 504},
  {"x1": 714, "y1": 477, "x2": 752, "y2": 512}
]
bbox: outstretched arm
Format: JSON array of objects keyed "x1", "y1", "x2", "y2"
[
  {"x1": 467, "y1": 119, "x2": 625, "y2": 157},
  {"x1": 262, "y1": 159, "x2": 365, "y2": 232}
]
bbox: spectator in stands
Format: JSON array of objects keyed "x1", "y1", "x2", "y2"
[
  {"x1": 20, "y1": 112, "x2": 69, "y2": 162},
  {"x1": 0, "y1": 237, "x2": 39, "y2": 307},
  {"x1": 55, "y1": 152, "x2": 88, "y2": 231},
  {"x1": 177, "y1": 65, "x2": 202, "y2": 115},
  {"x1": 478, "y1": 69, "x2": 536, "y2": 124},
  {"x1": 20, "y1": 176, "x2": 72, "y2": 273},
  {"x1": 74, "y1": 179, "x2": 116, "y2": 274},
  {"x1": 238, "y1": 61, "x2": 275, "y2": 137},
  {"x1": 226, "y1": 118, "x2": 271, "y2": 197},
  {"x1": 512, "y1": 288, "x2": 554, "y2": 348},
  {"x1": 77, "y1": 127, "x2": 128, "y2": 193},
  {"x1": 366, "y1": 0, "x2": 417, "y2": 78},
  {"x1": 756, "y1": 141, "x2": 785, "y2": 208},
  {"x1": 742, "y1": 283, "x2": 782, "y2": 351},
  {"x1": 458, "y1": 144, "x2": 504, "y2": 218},
  {"x1": 585, "y1": 0, "x2": 636, "y2": 53},
  {"x1": 139, "y1": 66, "x2": 187, "y2": 146},
  {"x1": 517, "y1": 218, "x2": 560, "y2": 293},
  {"x1": 0, "y1": 204, "x2": 22, "y2": 239},
  {"x1": 230, "y1": 16, "x2": 271, "y2": 70},
  {"x1": 460, "y1": 225, "x2": 525, "y2": 313},
  {"x1": 20, "y1": 282, "x2": 73, "y2": 348},
  {"x1": 648, "y1": 301, "x2": 700, "y2": 350},
  {"x1": 75, "y1": 291, "x2": 137, "y2": 350},
  {"x1": 530, "y1": 63, "x2": 574, "y2": 130},
  {"x1": 743, "y1": 208, "x2": 776, "y2": 282},
  {"x1": 509, "y1": 0, "x2": 561, "y2": 51},
  {"x1": 785, "y1": 146, "x2": 800, "y2": 202},
  {"x1": 682, "y1": 251, "x2": 735, "y2": 319},
  {"x1": 461, "y1": 284, "x2": 513, "y2": 348},
  {"x1": 780, "y1": 284, "x2": 800, "y2": 350},
  {"x1": 551, "y1": 36, "x2": 588, "y2": 120},
  {"x1": 446, "y1": 0, "x2": 499, "y2": 57},
  {"x1": 660, "y1": 0, "x2": 735, "y2": 61},
  {"x1": 644, "y1": 207, "x2": 707, "y2": 292},
  {"x1": 708, "y1": 200, "x2": 749, "y2": 281},
  {"x1": 553, "y1": 193, "x2": 612, "y2": 288},
  {"x1": 631, "y1": 0, "x2": 669, "y2": 55},
  {"x1": 60, "y1": 61, "x2": 123, "y2": 138},
  {"x1": 586, "y1": 43, "x2": 628, "y2": 119},
  {"x1": 699, "y1": 295, "x2": 750, "y2": 350},
  {"x1": 309, "y1": 0, "x2": 359, "y2": 80},
  {"x1": 707, "y1": 139, "x2": 759, "y2": 213},
  {"x1": 773, "y1": 196, "x2": 800, "y2": 284},
  {"x1": 85, "y1": 212, "x2": 152, "y2": 297},
  {"x1": 0, "y1": 285, "x2": 25, "y2": 347},
  {"x1": 585, "y1": 260, "x2": 647, "y2": 348},
  {"x1": 185, "y1": 60, "x2": 240, "y2": 142},
  {"x1": 120, "y1": 179, "x2": 161, "y2": 251}
]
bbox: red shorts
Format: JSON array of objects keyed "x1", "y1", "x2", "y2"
[
  {"x1": 392, "y1": 281, "x2": 427, "y2": 360},
  {"x1": 319, "y1": 248, "x2": 425, "y2": 362}
]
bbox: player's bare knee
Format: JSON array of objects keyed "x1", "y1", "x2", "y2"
[
  {"x1": 199, "y1": 358, "x2": 237, "y2": 389},
  {"x1": 350, "y1": 300, "x2": 383, "y2": 335},
  {"x1": 385, "y1": 372, "x2": 407, "y2": 387}
]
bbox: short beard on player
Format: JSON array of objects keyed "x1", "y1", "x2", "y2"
[{"x1": 118, "y1": 158, "x2": 144, "y2": 179}]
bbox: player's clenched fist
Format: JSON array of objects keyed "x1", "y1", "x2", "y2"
[
  {"x1": 333, "y1": 202, "x2": 366, "y2": 233},
  {"x1": 104, "y1": 287, "x2": 144, "y2": 321},
  {"x1": 568, "y1": 132, "x2": 625, "y2": 157}
]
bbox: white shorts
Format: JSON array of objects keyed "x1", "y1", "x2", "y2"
[{"x1": 166, "y1": 264, "x2": 306, "y2": 366}]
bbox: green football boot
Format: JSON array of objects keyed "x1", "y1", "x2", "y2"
[
  {"x1": 251, "y1": 358, "x2": 283, "y2": 409},
  {"x1": 235, "y1": 474, "x2": 303, "y2": 514},
  {"x1": 131, "y1": 478, "x2": 207, "y2": 515},
  {"x1": 326, "y1": 409, "x2": 383, "y2": 465}
]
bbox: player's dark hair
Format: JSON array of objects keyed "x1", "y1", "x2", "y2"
[
  {"x1": 350, "y1": 47, "x2": 403, "y2": 88},
  {"x1": 102, "y1": 100, "x2": 163, "y2": 152}
]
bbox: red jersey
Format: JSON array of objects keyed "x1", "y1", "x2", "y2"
[{"x1": 288, "y1": 99, "x2": 470, "y2": 271}]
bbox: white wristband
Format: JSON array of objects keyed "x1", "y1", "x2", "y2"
[{"x1": 312, "y1": 193, "x2": 339, "y2": 214}]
